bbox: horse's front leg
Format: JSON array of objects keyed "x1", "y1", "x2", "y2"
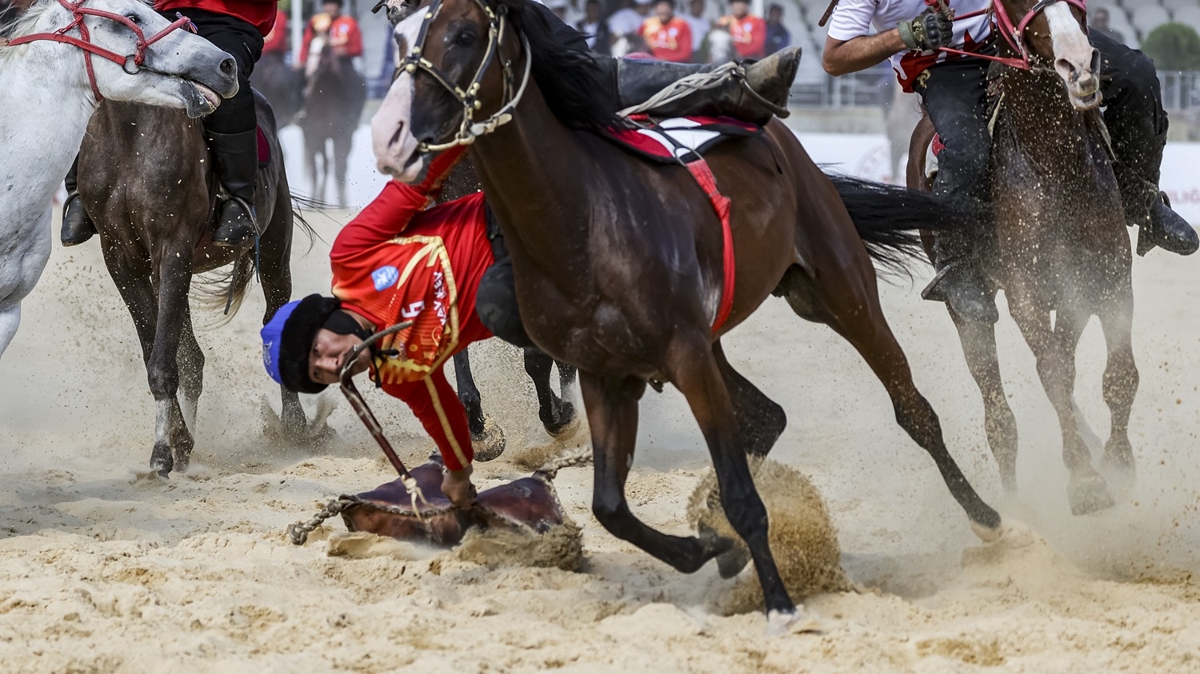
[
  {"x1": 453, "y1": 349, "x2": 505, "y2": 461},
  {"x1": 523, "y1": 347, "x2": 576, "y2": 436},
  {"x1": 580, "y1": 371, "x2": 734, "y2": 571},
  {"x1": 0, "y1": 219, "x2": 51, "y2": 358},
  {"x1": 1009, "y1": 297, "x2": 1113, "y2": 514},
  {"x1": 665, "y1": 336, "x2": 797, "y2": 631},
  {"x1": 146, "y1": 253, "x2": 196, "y2": 477}
]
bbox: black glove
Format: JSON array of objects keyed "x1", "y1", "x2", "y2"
[{"x1": 897, "y1": 9, "x2": 953, "y2": 52}]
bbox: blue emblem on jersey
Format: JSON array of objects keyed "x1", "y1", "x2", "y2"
[{"x1": 371, "y1": 265, "x2": 399, "y2": 291}]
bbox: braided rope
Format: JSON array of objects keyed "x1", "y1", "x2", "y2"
[
  {"x1": 537, "y1": 446, "x2": 593, "y2": 480},
  {"x1": 288, "y1": 498, "x2": 353, "y2": 545}
]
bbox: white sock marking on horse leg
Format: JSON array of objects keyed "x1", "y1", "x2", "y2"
[{"x1": 155, "y1": 399, "x2": 172, "y2": 448}]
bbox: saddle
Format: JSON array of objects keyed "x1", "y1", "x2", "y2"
[{"x1": 597, "y1": 115, "x2": 761, "y2": 333}]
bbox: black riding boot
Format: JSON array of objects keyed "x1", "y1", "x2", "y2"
[
  {"x1": 475, "y1": 207, "x2": 534, "y2": 348},
  {"x1": 922, "y1": 227, "x2": 998, "y2": 324},
  {"x1": 1114, "y1": 131, "x2": 1199, "y2": 257},
  {"x1": 206, "y1": 129, "x2": 259, "y2": 248},
  {"x1": 602, "y1": 47, "x2": 802, "y2": 125},
  {"x1": 61, "y1": 155, "x2": 97, "y2": 247}
]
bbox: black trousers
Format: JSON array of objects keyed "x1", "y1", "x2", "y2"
[
  {"x1": 475, "y1": 207, "x2": 534, "y2": 348},
  {"x1": 914, "y1": 32, "x2": 1168, "y2": 208},
  {"x1": 174, "y1": 8, "x2": 264, "y2": 135}
]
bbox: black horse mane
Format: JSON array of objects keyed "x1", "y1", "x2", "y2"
[{"x1": 494, "y1": 0, "x2": 630, "y2": 130}]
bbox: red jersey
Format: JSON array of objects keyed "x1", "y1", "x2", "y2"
[
  {"x1": 262, "y1": 9, "x2": 287, "y2": 54},
  {"x1": 639, "y1": 16, "x2": 693, "y2": 62},
  {"x1": 156, "y1": 0, "x2": 278, "y2": 36},
  {"x1": 300, "y1": 14, "x2": 363, "y2": 64},
  {"x1": 719, "y1": 14, "x2": 766, "y2": 59},
  {"x1": 330, "y1": 176, "x2": 494, "y2": 471}
]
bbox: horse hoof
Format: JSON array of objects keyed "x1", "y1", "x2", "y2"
[
  {"x1": 1068, "y1": 472, "x2": 1115, "y2": 516},
  {"x1": 150, "y1": 442, "x2": 173, "y2": 478},
  {"x1": 472, "y1": 417, "x2": 506, "y2": 462},
  {"x1": 715, "y1": 543, "x2": 752, "y2": 579},
  {"x1": 1100, "y1": 437, "x2": 1136, "y2": 495},
  {"x1": 543, "y1": 401, "x2": 577, "y2": 437},
  {"x1": 765, "y1": 608, "x2": 800, "y2": 637},
  {"x1": 970, "y1": 518, "x2": 1006, "y2": 543}
]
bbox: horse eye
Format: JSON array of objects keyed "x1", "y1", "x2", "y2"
[
  {"x1": 455, "y1": 31, "x2": 477, "y2": 47},
  {"x1": 125, "y1": 13, "x2": 142, "y2": 24}
]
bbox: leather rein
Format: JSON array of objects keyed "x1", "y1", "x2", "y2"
[
  {"x1": 7, "y1": 0, "x2": 196, "y2": 101},
  {"x1": 394, "y1": 0, "x2": 531, "y2": 153}
]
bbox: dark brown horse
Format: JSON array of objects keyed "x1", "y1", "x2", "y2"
[
  {"x1": 298, "y1": 36, "x2": 367, "y2": 206},
  {"x1": 372, "y1": 0, "x2": 1002, "y2": 629},
  {"x1": 77, "y1": 93, "x2": 310, "y2": 477},
  {"x1": 908, "y1": 0, "x2": 1135, "y2": 515}
]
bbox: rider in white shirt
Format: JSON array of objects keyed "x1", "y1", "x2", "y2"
[{"x1": 824, "y1": 0, "x2": 1198, "y2": 323}]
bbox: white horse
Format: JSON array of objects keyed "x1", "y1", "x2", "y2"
[{"x1": 0, "y1": 0, "x2": 238, "y2": 357}]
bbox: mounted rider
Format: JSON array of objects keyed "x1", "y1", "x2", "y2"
[
  {"x1": 263, "y1": 1, "x2": 802, "y2": 506},
  {"x1": 298, "y1": 0, "x2": 363, "y2": 68},
  {"x1": 61, "y1": 0, "x2": 278, "y2": 249},
  {"x1": 822, "y1": 0, "x2": 1199, "y2": 323}
]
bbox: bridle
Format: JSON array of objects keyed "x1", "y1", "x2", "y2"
[
  {"x1": 928, "y1": 0, "x2": 1089, "y2": 71},
  {"x1": 394, "y1": 0, "x2": 531, "y2": 153},
  {"x1": 7, "y1": 0, "x2": 196, "y2": 101}
]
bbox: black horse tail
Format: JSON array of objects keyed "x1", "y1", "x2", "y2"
[{"x1": 827, "y1": 173, "x2": 987, "y2": 277}]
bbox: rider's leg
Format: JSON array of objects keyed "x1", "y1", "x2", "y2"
[
  {"x1": 475, "y1": 208, "x2": 534, "y2": 348},
  {"x1": 596, "y1": 50, "x2": 802, "y2": 124},
  {"x1": 61, "y1": 154, "x2": 96, "y2": 246},
  {"x1": 1093, "y1": 31, "x2": 1198, "y2": 256},
  {"x1": 187, "y1": 9, "x2": 264, "y2": 248},
  {"x1": 532, "y1": 2, "x2": 799, "y2": 124},
  {"x1": 914, "y1": 58, "x2": 998, "y2": 324}
]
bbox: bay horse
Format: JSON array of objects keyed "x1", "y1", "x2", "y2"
[
  {"x1": 373, "y1": 0, "x2": 1003, "y2": 629},
  {"x1": 0, "y1": 0, "x2": 235, "y2": 359},
  {"x1": 907, "y1": 0, "x2": 1135, "y2": 515},
  {"x1": 76, "y1": 93, "x2": 309, "y2": 477},
  {"x1": 299, "y1": 35, "x2": 367, "y2": 206}
]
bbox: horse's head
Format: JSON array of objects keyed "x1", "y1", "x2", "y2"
[
  {"x1": 994, "y1": 0, "x2": 1100, "y2": 109},
  {"x1": 371, "y1": 0, "x2": 524, "y2": 182},
  {"x1": 13, "y1": 0, "x2": 238, "y2": 116}
]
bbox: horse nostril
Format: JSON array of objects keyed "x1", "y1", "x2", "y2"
[
  {"x1": 388, "y1": 122, "x2": 405, "y2": 148},
  {"x1": 219, "y1": 58, "x2": 235, "y2": 77}
]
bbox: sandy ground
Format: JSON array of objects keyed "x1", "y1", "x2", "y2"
[{"x1": 1, "y1": 205, "x2": 1198, "y2": 674}]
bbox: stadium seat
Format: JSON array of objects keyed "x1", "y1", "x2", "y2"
[
  {"x1": 1172, "y1": 7, "x2": 1200, "y2": 29},
  {"x1": 1131, "y1": 5, "x2": 1171, "y2": 38}
]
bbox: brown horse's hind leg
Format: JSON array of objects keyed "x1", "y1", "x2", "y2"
[
  {"x1": 1008, "y1": 299, "x2": 1114, "y2": 514},
  {"x1": 712, "y1": 341, "x2": 787, "y2": 458},
  {"x1": 1097, "y1": 298, "x2": 1138, "y2": 491},
  {"x1": 806, "y1": 276, "x2": 1002, "y2": 535},
  {"x1": 948, "y1": 310, "x2": 1019, "y2": 493},
  {"x1": 667, "y1": 336, "x2": 796, "y2": 621},
  {"x1": 579, "y1": 371, "x2": 735, "y2": 573}
]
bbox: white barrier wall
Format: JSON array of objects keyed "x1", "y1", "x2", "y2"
[{"x1": 280, "y1": 126, "x2": 1200, "y2": 225}]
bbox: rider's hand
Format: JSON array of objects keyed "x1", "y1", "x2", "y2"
[
  {"x1": 442, "y1": 465, "x2": 477, "y2": 509},
  {"x1": 897, "y1": 9, "x2": 953, "y2": 52}
]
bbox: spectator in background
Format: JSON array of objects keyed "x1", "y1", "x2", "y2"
[
  {"x1": 262, "y1": 8, "x2": 289, "y2": 59},
  {"x1": 640, "y1": 0, "x2": 693, "y2": 62},
  {"x1": 765, "y1": 3, "x2": 791, "y2": 55},
  {"x1": 577, "y1": 0, "x2": 613, "y2": 54},
  {"x1": 609, "y1": 0, "x2": 652, "y2": 41},
  {"x1": 683, "y1": 0, "x2": 711, "y2": 58},
  {"x1": 1090, "y1": 7, "x2": 1126, "y2": 45},
  {"x1": 716, "y1": 0, "x2": 766, "y2": 59},
  {"x1": 299, "y1": 0, "x2": 363, "y2": 68},
  {"x1": 546, "y1": 0, "x2": 570, "y2": 23}
]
